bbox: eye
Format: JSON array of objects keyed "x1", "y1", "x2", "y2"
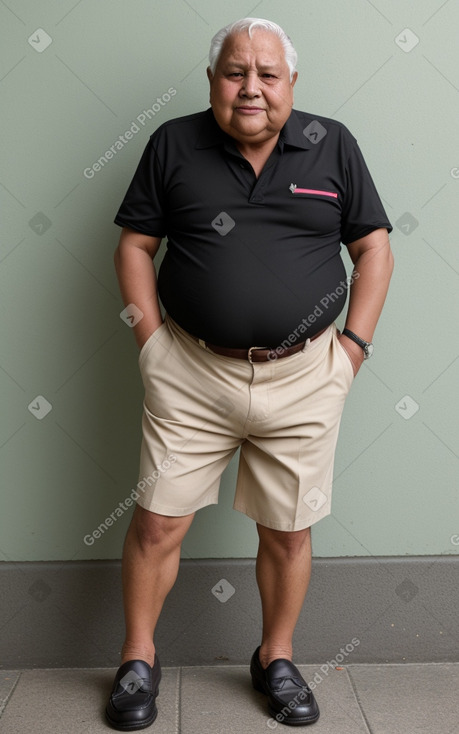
[
  {"x1": 229, "y1": 72, "x2": 243, "y2": 78},
  {"x1": 262, "y1": 73, "x2": 275, "y2": 79}
]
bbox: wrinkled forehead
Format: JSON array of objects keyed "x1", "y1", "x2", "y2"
[{"x1": 218, "y1": 30, "x2": 287, "y2": 69}]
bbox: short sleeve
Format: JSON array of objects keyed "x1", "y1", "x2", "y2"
[
  {"x1": 340, "y1": 137, "x2": 392, "y2": 246},
  {"x1": 114, "y1": 137, "x2": 167, "y2": 237}
]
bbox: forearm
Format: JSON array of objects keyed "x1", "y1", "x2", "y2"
[
  {"x1": 115, "y1": 244, "x2": 163, "y2": 350},
  {"x1": 339, "y1": 229, "x2": 394, "y2": 374},
  {"x1": 344, "y1": 238, "x2": 394, "y2": 342}
]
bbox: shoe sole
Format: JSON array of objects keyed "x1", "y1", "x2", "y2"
[{"x1": 105, "y1": 707, "x2": 158, "y2": 731}]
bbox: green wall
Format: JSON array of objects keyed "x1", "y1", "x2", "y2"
[{"x1": 1, "y1": 0, "x2": 458, "y2": 561}]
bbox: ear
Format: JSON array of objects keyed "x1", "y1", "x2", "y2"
[
  {"x1": 206, "y1": 67, "x2": 214, "y2": 104},
  {"x1": 291, "y1": 71, "x2": 298, "y2": 88}
]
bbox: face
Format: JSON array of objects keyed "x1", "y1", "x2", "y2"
[{"x1": 207, "y1": 30, "x2": 297, "y2": 146}]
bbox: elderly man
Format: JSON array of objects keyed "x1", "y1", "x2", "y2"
[{"x1": 106, "y1": 17, "x2": 393, "y2": 730}]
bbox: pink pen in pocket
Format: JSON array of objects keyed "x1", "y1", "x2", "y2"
[{"x1": 289, "y1": 184, "x2": 338, "y2": 198}]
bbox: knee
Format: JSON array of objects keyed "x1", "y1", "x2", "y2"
[
  {"x1": 129, "y1": 505, "x2": 193, "y2": 552},
  {"x1": 258, "y1": 525, "x2": 310, "y2": 559}
]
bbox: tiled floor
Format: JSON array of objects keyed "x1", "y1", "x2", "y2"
[{"x1": 1, "y1": 662, "x2": 458, "y2": 733}]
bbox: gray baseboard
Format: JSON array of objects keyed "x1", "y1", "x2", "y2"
[{"x1": 0, "y1": 556, "x2": 457, "y2": 668}]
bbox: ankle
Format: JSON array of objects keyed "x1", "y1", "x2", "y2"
[
  {"x1": 121, "y1": 641, "x2": 156, "y2": 667},
  {"x1": 259, "y1": 642, "x2": 293, "y2": 669}
]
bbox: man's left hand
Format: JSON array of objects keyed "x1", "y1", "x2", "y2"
[{"x1": 337, "y1": 333, "x2": 365, "y2": 377}]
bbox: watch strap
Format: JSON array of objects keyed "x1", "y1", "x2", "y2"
[
  {"x1": 342, "y1": 328, "x2": 373, "y2": 359},
  {"x1": 342, "y1": 328, "x2": 367, "y2": 349}
]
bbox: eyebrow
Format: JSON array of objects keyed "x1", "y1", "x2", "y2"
[{"x1": 224, "y1": 61, "x2": 281, "y2": 73}]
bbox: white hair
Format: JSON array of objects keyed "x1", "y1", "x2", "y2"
[{"x1": 208, "y1": 18, "x2": 298, "y2": 81}]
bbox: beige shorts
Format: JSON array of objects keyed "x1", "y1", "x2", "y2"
[{"x1": 135, "y1": 313, "x2": 354, "y2": 531}]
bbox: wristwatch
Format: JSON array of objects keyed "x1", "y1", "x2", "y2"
[{"x1": 342, "y1": 328, "x2": 374, "y2": 359}]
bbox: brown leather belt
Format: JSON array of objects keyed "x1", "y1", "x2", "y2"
[{"x1": 198, "y1": 327, "x2": 327, "y2": 362}]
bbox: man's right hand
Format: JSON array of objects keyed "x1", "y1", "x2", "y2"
[{"x1": 114, "y1": 227, "x2": 164, "y2": 351}]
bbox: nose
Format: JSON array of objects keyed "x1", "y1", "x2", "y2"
[{"x1": 240, "y1": 70, "x2": 261, "y2": 97}]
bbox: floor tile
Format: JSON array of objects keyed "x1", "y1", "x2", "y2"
[
  {"x1": 348, "y1": 663, "x2": 459, "y2": 734},
  {"x1": 180, "y1": 664, "x2": 370, "y2": 733},
  {"x1": 0, "y1": 667, "x2": 179, "y2": 734}
]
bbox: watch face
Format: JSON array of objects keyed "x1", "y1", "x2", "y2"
[{"x1": 364, "y1": 343, "x2": 374, "y2": 359}]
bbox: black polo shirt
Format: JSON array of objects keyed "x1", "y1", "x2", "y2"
[{"x1": 114, "y1": 108, "x2": 392, "y2": 348}]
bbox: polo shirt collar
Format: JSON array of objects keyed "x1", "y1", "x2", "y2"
[
  {"x1": 195, "y1": 108, "x2": 311, "y2": 151},
  {"x1": 195, "y1": 109, "x2": 231, "y2": 149},
  {"x1": 279, "y1": 109, "x2": 311, "y2": 151}
]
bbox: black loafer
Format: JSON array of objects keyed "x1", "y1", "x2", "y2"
[
  {"x1": 250, "y1": 646, "x2": 319, "y2": 726},
  {"x1": 105, "y1": 657, "x2": 161, "y2": 731}
]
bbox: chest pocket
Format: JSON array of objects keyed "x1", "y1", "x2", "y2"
[
  {"x1": 287, "y1": 185, "x2": 341, "y2": 236},
  {"x1": 289, "y1": 186, "x2": 338, "y2": 200}
]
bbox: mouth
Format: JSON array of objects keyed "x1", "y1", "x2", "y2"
[{"x1": 235, "y1": 106, "x2": 265, "y2": 115}]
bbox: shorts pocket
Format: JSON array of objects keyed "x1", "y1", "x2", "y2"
[
  {"x1": 138, "y1": 321, "x2": 168, "y2": 368},
  {"x1": 334, "y1": 328, "x2": 355, "y2": 384}
]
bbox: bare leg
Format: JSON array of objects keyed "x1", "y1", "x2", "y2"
[
  {"x1": 120, "y1": 504, "x2": 195, "y2": 666},
  {"x1": 255, "y1": 524, "x2": 312, "y2": 669}
]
